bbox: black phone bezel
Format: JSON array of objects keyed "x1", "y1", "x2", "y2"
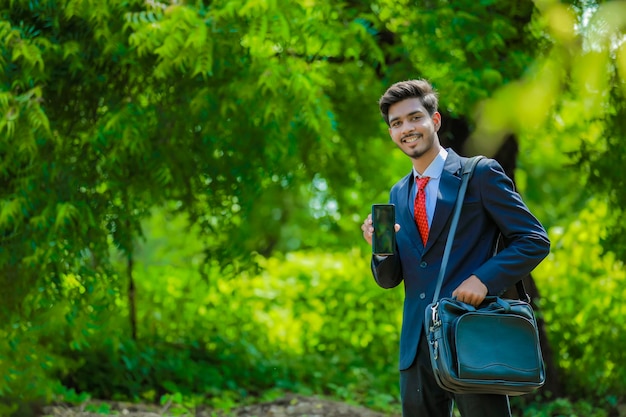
[{"x1": 371, "y1": 204, "x2": 396, "y2": 256}]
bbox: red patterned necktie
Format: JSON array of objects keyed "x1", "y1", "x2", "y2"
[{"x1": 414, "y1": 176, "x2": 430, "y2": 246}]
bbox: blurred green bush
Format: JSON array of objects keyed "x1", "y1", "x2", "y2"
[
  {"x1": 2, "y1": 245, "x2": 403, "y2": 413},
  {"x1": 64, "y1": 248, "x2": 403, "y2": 406},
  {"x1": 533, "y1": 198, "x2": 626, "y2": 404}
]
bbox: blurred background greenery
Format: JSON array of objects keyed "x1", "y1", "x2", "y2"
[{"x1": 1, "y1": 0, "x2": 626, "y2": 416}]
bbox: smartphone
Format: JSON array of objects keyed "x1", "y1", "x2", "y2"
[{"x1": 372, "y1": 204, "x2": 396, "y2": 256}]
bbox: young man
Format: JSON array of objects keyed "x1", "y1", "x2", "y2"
[{"x1": 361, "y1": 79, "x2": 550, "y2": 417}]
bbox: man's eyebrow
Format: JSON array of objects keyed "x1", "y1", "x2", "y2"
[{"x1": 389, "y1": 110, "x2": 423, "y2": 124}]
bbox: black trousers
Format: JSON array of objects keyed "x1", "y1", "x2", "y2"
[{"x1": 400, "y1": 333, "x2": 511, "y2": 417}]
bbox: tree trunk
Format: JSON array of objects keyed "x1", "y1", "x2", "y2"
[{"x1": 128, "y1": 252, "x2": 137, "y2": 341}]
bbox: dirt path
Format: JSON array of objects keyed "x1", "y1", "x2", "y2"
[{"x1": 42, "y1": 394, "x2": 399, "y2": 417}]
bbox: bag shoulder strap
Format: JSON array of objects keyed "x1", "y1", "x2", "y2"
[
  {"x1": 431, "y1": 156, "x2": 484, "y2": 303},
  {"x1": 430, "y1": 155, "x2": 530, "y2": 303}
]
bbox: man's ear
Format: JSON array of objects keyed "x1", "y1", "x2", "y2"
[{"x1": 432, "y1": 112, "x2": 442, "y2": 131}]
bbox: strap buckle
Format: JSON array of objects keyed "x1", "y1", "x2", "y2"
[{"x1": 430, "y1": 302, "x2": 440, "y2": 327}]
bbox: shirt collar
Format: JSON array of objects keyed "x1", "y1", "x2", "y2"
[{"x1": 412, "y1": 147, "x2": 448, "y2": 179}]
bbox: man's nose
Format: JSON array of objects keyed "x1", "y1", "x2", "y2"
[{"x1": 401, "y1": 122, "x2": 416, "y2": 135}]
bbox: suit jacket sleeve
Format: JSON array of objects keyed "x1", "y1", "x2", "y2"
[
  {"x1": 472, "y1": 159, "x2": 551, "y2": 295},
  {"x1": 371, "y1": 254, "x2": 403, "y2": 289}
]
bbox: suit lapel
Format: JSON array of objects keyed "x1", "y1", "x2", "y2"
[
  {"x1": 424, "y1": 150, "x2": 463, "y2": 253},
  {"x1": 396, "y1": 172, "x2": 424, "y2": 254}
]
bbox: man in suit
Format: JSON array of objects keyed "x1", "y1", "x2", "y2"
[{"x1": 361, "y1": 79, "x2": 550, "y2": 417}]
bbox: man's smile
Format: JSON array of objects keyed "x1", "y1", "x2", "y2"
[{"x1": 402, "y1": 134, "x2": 421, "y2": 143}]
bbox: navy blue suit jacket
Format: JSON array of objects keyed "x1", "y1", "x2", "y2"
[{"x1": 372, "y1": 149, "x2": 550, "y2": 370}]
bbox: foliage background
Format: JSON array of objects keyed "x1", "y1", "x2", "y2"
[{"x1": 1, "y1": 0, "x2": 626, "y2": 416}]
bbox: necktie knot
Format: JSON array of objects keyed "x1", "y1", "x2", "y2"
[{"x1": 416, "y1": 176, "x2": 430, "y2": 191}]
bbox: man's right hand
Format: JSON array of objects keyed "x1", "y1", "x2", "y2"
[{"x1": 361, "y1": 214, "x2": 374, "y2": 246}]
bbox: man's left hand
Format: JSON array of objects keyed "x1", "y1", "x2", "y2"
[{"x1": 452, "y1": 275, "x2": 488, "y2": 307}]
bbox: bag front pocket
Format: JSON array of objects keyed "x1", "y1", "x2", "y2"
[{"x1": 453, "y1": 312, "x2": 542, "y2": 382}]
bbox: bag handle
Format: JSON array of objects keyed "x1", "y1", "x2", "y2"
[{"x1": 430, "y1": 156, "x2": 529, "y2": 304}]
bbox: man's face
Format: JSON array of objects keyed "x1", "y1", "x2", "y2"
[{"x1": 387, "y1": 98, "x2": 441, "y2": 160}]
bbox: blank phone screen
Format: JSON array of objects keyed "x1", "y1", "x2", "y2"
[{"x1": 372, "y1": 204, "x2": 395, "y2": 255}]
